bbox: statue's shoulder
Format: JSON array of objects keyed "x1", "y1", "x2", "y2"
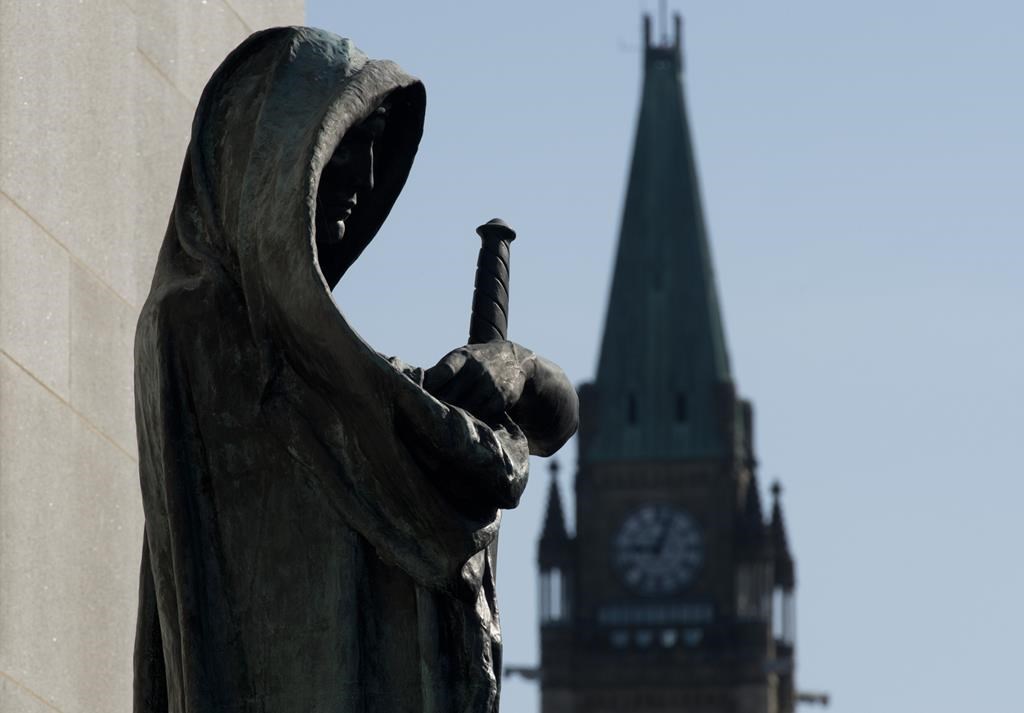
[{"x1": 137, "y1": 270, "x2": 242, "y2": 351}]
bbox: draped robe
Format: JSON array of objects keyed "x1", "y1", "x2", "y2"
[{"x1": 133, "y1": 27, "x2": 540, "y2": 713}]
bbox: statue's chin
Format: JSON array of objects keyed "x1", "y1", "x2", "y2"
[{"x1": 319, "y1": 219, "x2": 345, "y2": 244}]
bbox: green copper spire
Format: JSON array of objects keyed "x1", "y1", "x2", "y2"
[{"x1": 587, "y1": 14, "x2": 732, "y2": 463}]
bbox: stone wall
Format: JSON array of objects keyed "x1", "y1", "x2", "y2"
[{"x1": 0, "y1": 2, "x2": 303, "y2": 710}]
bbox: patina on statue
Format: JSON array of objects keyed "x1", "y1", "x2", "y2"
[{"x1": 133, "y1": 26, "x2": 577, "y2": 713}]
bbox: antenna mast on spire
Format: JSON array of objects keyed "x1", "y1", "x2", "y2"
[{"x1": 659, "y1": 0, "x2": 668, "y2": 45}]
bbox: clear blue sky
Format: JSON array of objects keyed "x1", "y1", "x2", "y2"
[{"x1": 307, "y1": 2, "x2": 1024, "y2": 711}]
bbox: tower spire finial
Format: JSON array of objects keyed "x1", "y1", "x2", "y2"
[
  {"x1": 659, "y1": 0, "x2": 668, "y2": 45},
  {"x1": 675, "y1": 14, "x2": 683, "y2": 51}
]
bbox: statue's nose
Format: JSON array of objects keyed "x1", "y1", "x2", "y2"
[{"x1": 355, "y1": 144, "x2": 375, "y2": 192}]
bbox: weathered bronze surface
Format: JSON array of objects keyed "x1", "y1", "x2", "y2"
[{"x1": 133, "y1": 26, "x2": 577, "y2": 713}]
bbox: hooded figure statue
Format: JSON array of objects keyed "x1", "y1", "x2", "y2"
[{"x1": 133, "y1": 26, "x2": 577, "y2": 713}]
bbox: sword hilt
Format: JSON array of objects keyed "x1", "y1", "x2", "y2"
[
  {"x1": 469, "y1": 218, "x2": 516, "y2": 344},
  {"x1": 468, "y1": 218, "x2": 517, "y2": 579}
]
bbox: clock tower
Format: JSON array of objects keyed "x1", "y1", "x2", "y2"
[{"x1": 537, "y1": 14, "x2": 798, "y2": 713}]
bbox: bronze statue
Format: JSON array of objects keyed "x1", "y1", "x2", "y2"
[{"x1": 133, "y1": 26, "x2": 577, "y2": 713}]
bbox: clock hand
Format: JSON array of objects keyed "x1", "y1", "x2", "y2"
[
  {"x1": 637, "y1": 516, "x2": 670, "y2": 554},
  {"x1": 652, "y1": 513, "x2": 672, "y2": 554}
]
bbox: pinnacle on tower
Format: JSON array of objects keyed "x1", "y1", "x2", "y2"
[
  {"x1": 771, "y1": 481, "x2": 796, "y2": 589},
  {"x1": 540, "y1": 460, "x2": 568, "y2": 543},
  {"x1": 738, "y1": 474, "x2": 767, "y2": 551}
]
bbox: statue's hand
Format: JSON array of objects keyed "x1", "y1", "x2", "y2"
[
  {"x1": 423, "y1": 342, "x2": 533, "y2": 423},
  {"x1": 508, "y1": 353, "x2": 578, "y2": 457},
  {"x1": 424, "y1": 342, "x2": 579, "y2": 457}
]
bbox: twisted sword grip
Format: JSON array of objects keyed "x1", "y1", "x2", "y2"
[{"x1": 469, "y1": 219, "x2": 516, "y2": 345}]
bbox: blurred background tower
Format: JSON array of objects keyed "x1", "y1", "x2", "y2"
[
  {"x1": 0, "y1": 3, "x2": 302, "y2": 710},
  {"x1": 537, "y1": 14, "x2": 799, "y2": 713}
]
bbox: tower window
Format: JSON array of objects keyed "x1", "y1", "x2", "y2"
[
  {"x1": 550, "y1": 568, "x2": 563, "y2": 621},
  {"x1": 674, "y1": 392, "x2": 688, "y2": 423},
  {"x1": 627, "y1": 394, "x2": 638, "y2": 425}
]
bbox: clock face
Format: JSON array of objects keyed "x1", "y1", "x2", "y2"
[{"x1": 613, "y1": 504, "x2": 703, "y2": 595}]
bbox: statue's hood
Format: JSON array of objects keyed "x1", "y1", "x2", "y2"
[
  {"x1": 157, "y1": 26, "x2": 432, "y2": 396},
  {"x1": 183, "y1": 26, "x2": 425, "y2": 287}
]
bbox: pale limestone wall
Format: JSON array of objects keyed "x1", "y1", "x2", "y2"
[{"x1": 0, "y1": 2, "x2": 303, "y2": 711}]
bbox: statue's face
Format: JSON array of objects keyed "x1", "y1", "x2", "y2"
[{"x1": 316, "y1": 105, "x2": 387, "y2": 249}]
